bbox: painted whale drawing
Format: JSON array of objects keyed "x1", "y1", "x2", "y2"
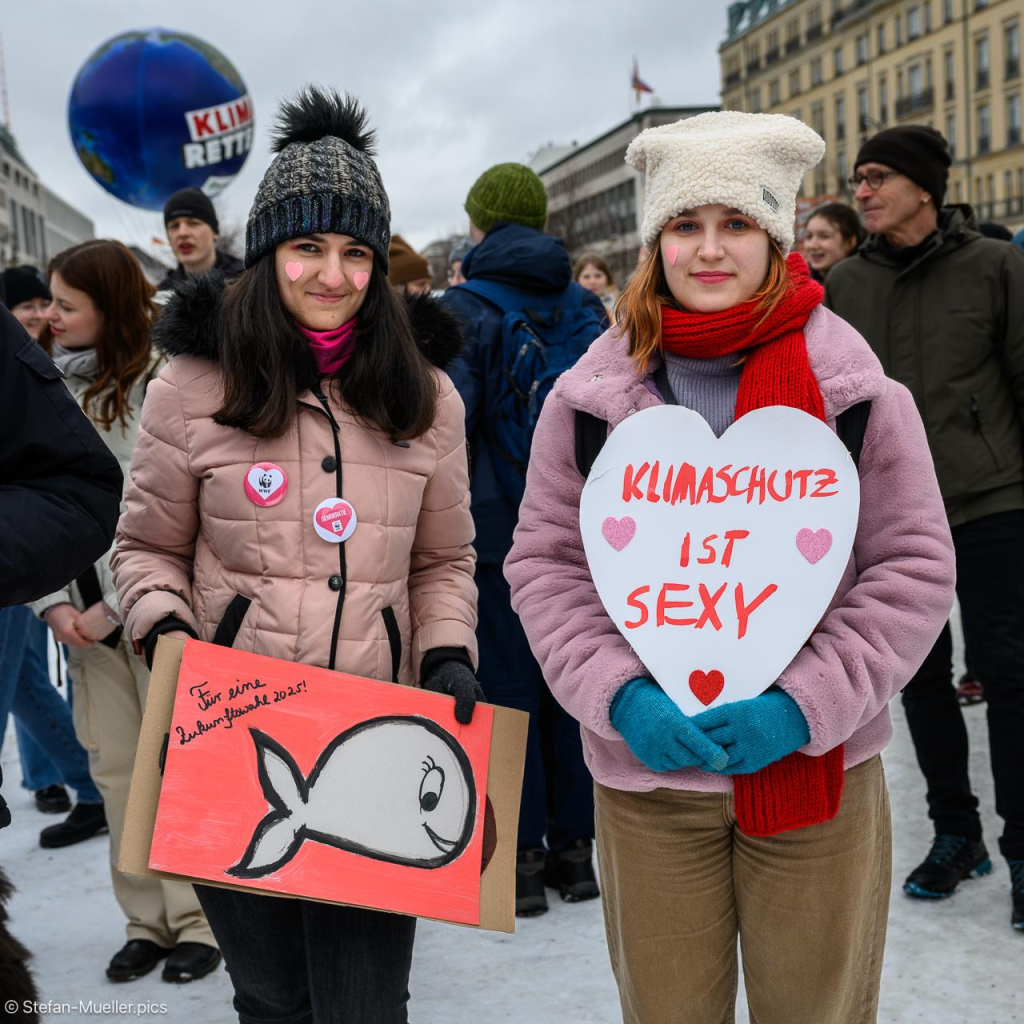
[{"x1": 228, "y1": 716, "x2": 477, "y2": 879}]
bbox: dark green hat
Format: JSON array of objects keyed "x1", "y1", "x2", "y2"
[{"x1": 464, "y1": 163, "x2": 547, "y2": 234}]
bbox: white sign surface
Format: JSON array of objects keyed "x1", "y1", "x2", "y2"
[{"x1": 580, "y1": 405, "x2": 860, "y2": 715}]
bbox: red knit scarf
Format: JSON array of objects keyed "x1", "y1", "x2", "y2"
[{"x1": 661, "y1": 253, "x2": 844, "y2": 836}]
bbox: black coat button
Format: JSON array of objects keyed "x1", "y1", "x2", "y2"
[
  {"x1": 322, "y1": 456, "x2": 338, "y2": 472},
  {"x1": 328, "y1": 575, "x2": 344, "y2": 591}
]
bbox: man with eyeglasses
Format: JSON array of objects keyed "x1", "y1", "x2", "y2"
[{"x1": 826, "y1": 124, "x2": 1024, "y2": 933}]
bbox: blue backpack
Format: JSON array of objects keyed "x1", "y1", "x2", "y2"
[{"x1": 457, "y1": 279, "x2": 605, "y2": 504}]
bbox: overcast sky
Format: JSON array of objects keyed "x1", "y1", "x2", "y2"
[{"x1": 3, "y1": 1, "x2": 723, "y2": 263}]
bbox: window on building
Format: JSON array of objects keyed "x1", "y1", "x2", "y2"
[
  {"x1": 786, "y1": 18, "x2": 801, "y2": 52},
  {"x1": 1007, "y1": 22, "x2": 1021, "y2": 80},
  {"x1": 1019, "y1": 168, "x2": 1024, "y2": 203},
  {"x1": 856, "y1": 34, "x2": 869, "y2": 65},
  {"x1": 811, "y1": 101, "x2": 826, "y2": 135},
  {"x1": 1008, "y1": 93, "x2": 1022, "y2": 144},
  {"x1": 897, "y1": 69, "x2": 905, "y2": 98},
  {"x1": 815, "y1": 165, "x2": 828, "y2": 195},
  {"x1": 976, "y1": 35, "x2": 990, "y2": 89},
  {"x1": 880, "y1": 76, "x2": 889, "y2": 122},
  {"x1": 834, "y1": 45, "x2": 845, "y2": 75},
  {"x1": 877, "y1": 24, "x2": 887, "y2": 53},
  {"x1": 770, "y1": 78, "x2": 781, "y2": 105},
  {"x1": 978, "y1": 103, "x2": 991, "y2": 151},
  {"x1": 908, "y1": 6, "x2": 921, "y2": 39},
  {"x1": 790, "y1": 68, "x2": 802, "y2": 96},
  {"x1": 946, "y1": 112, "x2": 957, "y2": 156},
  {"x1": 766, "y1": 30, "x2": 780, "y2": 64},
  {"x1": 751, "y1": 87, "x2": 763, "y2": 112},
  {"x1": 836, "y1": 150, "x2": 849, "y2": 192},
  {"x1": 955, "y1": 180, "x2": 963, "y2": 202},
  {"x1": 986, "y1": 174, "x2": 995, "y2": 206},
  {"x1": 1005, "y1": 169, "x2": 1014, "y2": 204},
  {"x1": 808, "y1": 4, "x2": 823, "y2": 39},
  {"x1": 909, "y1": 63, "x2": 924, "y2": 96},
  {"x1": 857, "y1": 84, "x2": 870, "y2": 130},
  {"x1": 944, "y1": 49, "x2": 956, "y2": 99},
  {"x1": 811, "y1": 57, "x2": 824, "y2": 86},
  {"x1": 896, "y1": 14, "x2": 903, "y2": 46},
  {"x1": 923, "y1": 2, "x2": 932, "y2": 33},
  {"x1": 835, "y1": 94, "x2": 847, "y2": 139},
  {"x1": 943, "y1": 0, "x2": 954, "y2": 21}
]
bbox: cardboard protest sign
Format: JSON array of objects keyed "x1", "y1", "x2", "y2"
[
  {"x1": 580, "y1": 405, "x2": 860, "y2": 715},
  {"x1": 120, "y1": 638, "x2": 527, "y2": 933}
]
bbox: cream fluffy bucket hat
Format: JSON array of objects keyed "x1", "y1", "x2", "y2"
[{"x1": 626, "y1": 111, "x2": 826, "y2": 252}]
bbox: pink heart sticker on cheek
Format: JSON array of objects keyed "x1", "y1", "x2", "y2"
[
  {"x1": 285, "y1": 261, "x2": 303, "y2": 282},
  {"x1": 353, "y1": 271, "x2": 369, "y2": 291},
  {"x1": 665, "y1": 245, "x2": 679, "y2": 266}
]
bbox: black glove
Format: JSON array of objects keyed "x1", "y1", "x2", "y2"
[{"x1": 421, "y1": 648, "x2": 485, "y2": 725}]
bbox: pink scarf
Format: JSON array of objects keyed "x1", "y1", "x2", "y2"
[{"x1": 299, "y1": 319, "x2": 357, "y2": 376}]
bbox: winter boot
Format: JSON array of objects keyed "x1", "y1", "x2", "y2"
[
  {"x1": 106, "y1": 940, "x2": 171, "y2": 982},
  {"x1": 545, "y1": 839, "x2": 600, "y2": 903},
  {"x1": 516, "y1": 848, "x2": 548, "y2": 917},
  {"x1": 1009, "y1": 859, "x2": 1024, "y2": 932},
  {"x1": 39, "y1": 802, "x2": 107, "y2": 849},
  {"x1": 903, "y1": 834, "x2": 992, "y2": 898},
  {"x1": 954, "y1": 673, "x2": 984, "y2": 706},
  {"x1": 34, "y1": 784, "x2": 71, "y2": 814}
]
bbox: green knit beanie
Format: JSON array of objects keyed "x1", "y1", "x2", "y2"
[{"x1": 464, "y1": 163, "x2": 548, "y2": 234}]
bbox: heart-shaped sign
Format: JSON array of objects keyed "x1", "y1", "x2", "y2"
[
  {"x1": 313, "y1": 497, "x2": 358, "y2": 544},
  {"x1": 244, "y1": 463, "x2": 288, "y2": 508},
  {"x1": 580, "y1": 406, "x2": 860, "y2": 714}
]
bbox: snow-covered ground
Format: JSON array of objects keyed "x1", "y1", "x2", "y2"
[{"x1": 1, "y1": 634, "x2": 1020, "y2": 1023}]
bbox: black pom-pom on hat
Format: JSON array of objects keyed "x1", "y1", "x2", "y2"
[{"x1": 271, "y1": 86, "x2": 377, "y2": 155}]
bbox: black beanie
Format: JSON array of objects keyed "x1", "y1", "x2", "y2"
[
  {"x1": 163, "y1": 188, "x2": 219, "y2": 233},
  {"x1": 1, "y1": 265, "x2": 51, "y2": 309},
  {"x1": 855, "y1": 126, "x2": 951, "y2": 206}
]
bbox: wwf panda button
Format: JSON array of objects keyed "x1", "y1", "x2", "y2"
[{"x1": 244, "y1": 463, "x2": 288, "y2": 507}]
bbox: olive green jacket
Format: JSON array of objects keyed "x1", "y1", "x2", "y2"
[{"x1": 825, "y1": 205, "x2": 1024, "y2": 526}]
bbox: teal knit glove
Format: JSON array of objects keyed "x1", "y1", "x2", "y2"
[
  {"x1": 691, "y1": 689, "x2": 811, "y2": 775},
  {"x1": 610, "y1": 678, "x2": 728, "y2": 773}
]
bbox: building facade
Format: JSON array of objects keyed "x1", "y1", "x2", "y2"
[
  {"x1": 720, "y1": 0, "x2": 1024, "y2": 229},
  {"x1": 1, "y1": 125, "x2": 94, "y2": 272},
  {"x1": 537, "y1": 105, "x2": 717, "y2": 284}
]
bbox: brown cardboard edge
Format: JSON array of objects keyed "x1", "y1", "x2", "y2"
[{"x1": 120, "y1": 636, "x2": 528, "y2": 934}]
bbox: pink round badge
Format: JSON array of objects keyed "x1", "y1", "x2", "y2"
[
  {"x1": 244, "y1": 463, "x2": 288, "y2": 508},
  {"x1": 313, "y1": 497, "x2": 358, "y2": 543}
]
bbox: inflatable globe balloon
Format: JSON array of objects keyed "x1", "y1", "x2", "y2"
[{"x1": 68, "y1": 28, "x2": 253, "y2": 211}]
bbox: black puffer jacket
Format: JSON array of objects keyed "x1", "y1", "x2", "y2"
[
  {"x1": 0, "y1": 305, "x2": 123, "y2": 605},
  {"x1": 826, "y1": 205, "x2": 1024, "y2": 526}
]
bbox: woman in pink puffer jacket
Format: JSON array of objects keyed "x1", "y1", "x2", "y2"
[
  {"x1": 505, "y1": 112, "x2": 956, "y2": 1024},
  {"x1": 112, "y1": 88, "x2": 478, "y2": 1023}
]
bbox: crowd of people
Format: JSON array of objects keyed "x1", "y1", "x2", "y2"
[{"x1": 1, "y1": 87, "x2": 1022, "y2": 1024}]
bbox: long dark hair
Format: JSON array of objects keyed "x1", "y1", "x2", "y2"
[
  {"x1": 38, "y1": 240, "x2": 155, "y2": 431},
  {"x1": 214, "y1": 254, "x2": 437, "y2": 439}
]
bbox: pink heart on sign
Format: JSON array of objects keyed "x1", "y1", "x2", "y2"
[
  {"x1": 665, "y1": 244, "x2": 679, "y2": 266},
  {"x1": 601, "y1": 516, "x2": 636, "y2": 551},
  {"x1": 796, "y1": 527, "x2": 833, "y2": 564},
  {"x1": 285, "y1": 261, "x2": 303, "y2": 282},
  {"x1": 353, "y1": 271, "x2": 369, "y2": 291},
  {"x1": 316, "y1": 502, "x2": 353, "y2": 534}
]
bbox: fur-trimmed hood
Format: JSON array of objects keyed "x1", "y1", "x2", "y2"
[{"x1": 151, "y1": 271, "x2": 464, "y2": 370}]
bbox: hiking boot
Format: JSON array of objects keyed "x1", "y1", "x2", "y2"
[
  {"x1": 903, "y1": 834, "x2": 992, "y2": 898},
  {"x1": 162, "y1": 943, "x2": 222, "y2": 983},
  {"x1": 39, "y1": 802, "x2": 107, "y2": 849},
  {"x1": 34, "y1": 784, "x2": 71, "y2": 814},
  {"x1": 1010, "y1": 860, "x2": 1024, "y2": 932},
  {"x1": 106, "y1": 939, "x2": 171, "y2": 982},
  {"x1": 516, "y1": 848, "x2": 548, "y2": 917},
  {"x1": 545, "y1": 839, "x2": 600, "y2": 903},
  {"x1": 955, "y1": 674, "x2": 985, "y2": 706}
]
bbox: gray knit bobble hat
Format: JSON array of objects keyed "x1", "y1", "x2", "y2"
[{"x1": 245, "y1": 87, "x2": 391, "y2": 269}]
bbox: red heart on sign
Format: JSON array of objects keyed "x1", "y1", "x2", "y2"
[{"x1": 688, "y1": 670, "x2": 725, "y2": 706}]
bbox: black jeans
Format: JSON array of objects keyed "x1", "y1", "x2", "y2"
[
  {"x1": 901, "y1": 510, "x2": 1024, "y2": 859},
  {"x1": 194, "y1": 884, "x2": 416, "y2": 1024}
]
